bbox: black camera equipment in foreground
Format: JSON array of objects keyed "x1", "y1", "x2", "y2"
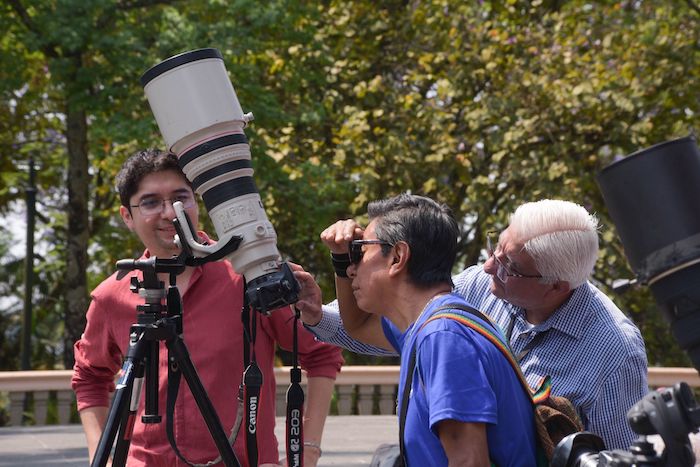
[
  {"x1": 598, "y1": 136, "x2": 700, "y2": 371},
  {"x1": 551, "y1": 136, "x2": 700, "y2": 466},
  {"x1": 552, "y1": 382, "x2": 700, "y2": 466},
  {"x1": 91, "y1": 252, "x2": 243, "y2": 467},
  {"x1": 141, "y1": 47, "x2": 300, "y2": 315}
]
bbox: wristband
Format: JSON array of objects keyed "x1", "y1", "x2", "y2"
[
  {"x1": 331, "y1": 252, "x2": 351, "y2": 278},
  {"x1": 304, "y1": 440, "x2": 322, "y2": 456}
]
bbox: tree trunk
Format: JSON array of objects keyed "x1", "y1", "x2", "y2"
[{"x1": 63, "y1": 103, "x2": 89, "y2": 369}]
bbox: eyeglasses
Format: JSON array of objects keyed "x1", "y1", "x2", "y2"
[
  {"x1": 486, "y1": 231, "x2": 543, "y2": 281},
  {"x1": 349, "y1": 240, "x2": 393, "y2": 265},
  {"x1": 130, "y1": 193, "x2": 196, "y2": 217}
]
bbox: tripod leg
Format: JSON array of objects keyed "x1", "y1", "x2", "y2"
[
  {"x1": 92, "y1": 333, "x2": 149, "y2": 467},
  {"x1": 111, "y1": 366, "x2": 147, "y2": 466},
  {"x1": 166, "y1": 335, "x2": 241, "y2": 467}
]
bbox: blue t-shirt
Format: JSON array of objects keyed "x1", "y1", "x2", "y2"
[{"x1": 382, "y1": 293, "x2": 537, "y2": 466}]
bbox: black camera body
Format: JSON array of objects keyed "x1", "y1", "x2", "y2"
[
  {"x1": 245, "y1": 262, "x2": 300, "y2": 314},
  {"x1": 552, "y1": 382, "x2": 700, "y2": 467}
]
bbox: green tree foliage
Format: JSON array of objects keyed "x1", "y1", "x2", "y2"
[
  {"x1": 0, "y1": 0, "x2": 698, "y2": 370},
  {"x1": 0, "y1": 225, "x2": 22, "y2": 369},
  {"x1": 294, "y1": 0, "x2": 699, "y2": 366},
  {"x1": 0, "y1": 0, "x2": 188, "y2": 368}
]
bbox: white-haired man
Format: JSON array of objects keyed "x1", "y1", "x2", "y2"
[{"x1": 296, "y1": 199, "x2": 648, "y2": 451}]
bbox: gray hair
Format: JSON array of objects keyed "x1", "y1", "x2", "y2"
[
  {"x1": 368, "y1": 193, "x2": 457, "y2": 288},
  {"x1": 509, "y1": 199, "x2": 599, "y2": 288}
]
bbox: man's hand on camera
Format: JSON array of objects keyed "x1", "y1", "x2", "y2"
[
  {"x1": 320, "y1": 219, "x2": 364, "y2": 254},
  {"x1": 289, "y1": 263, "x2": 323, "y2": 326}
]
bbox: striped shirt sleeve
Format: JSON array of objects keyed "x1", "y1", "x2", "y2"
[{"x1": 303, "y1": 300, "x2": 397, "y2": 356}]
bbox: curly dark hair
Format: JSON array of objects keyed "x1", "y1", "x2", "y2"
[{"x1": 115, "y1": 149, "x2": 190, "y2": 209}]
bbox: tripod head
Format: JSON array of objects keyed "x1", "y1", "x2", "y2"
[
  {"x1": 116, "y1": 256, "x2": 189, "y2": 319},
  {"x1": 117, "y1": 256, "x2": 186, "y2": 287}
]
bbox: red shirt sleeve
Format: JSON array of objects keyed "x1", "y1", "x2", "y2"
[{"x1": 71, "y1": 279, "x2": 125, "y2": 411}]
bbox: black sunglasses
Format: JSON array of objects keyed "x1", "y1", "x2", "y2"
[{"x1": 349, "y1": 240, "x2": 393, "y2": 264}]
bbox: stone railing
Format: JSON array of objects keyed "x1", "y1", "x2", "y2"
[
  {"x1": 0, "y1": 370, "x2": 75, "y2": 426},
  {"x1": 1, "y1": 366, "x2": 698, "y2": 426}
]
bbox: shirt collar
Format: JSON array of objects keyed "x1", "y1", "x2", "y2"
[{"x1": 507, "y1": 283, "x2": 593, "y2": 340}]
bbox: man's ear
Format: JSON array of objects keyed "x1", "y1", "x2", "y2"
[
  {"x1": 120, "y1": 205, "x2": 134, "y2": 231},
  {"x1": 388, "y1": 241, "x2": 410, "y2": 276},
  {"x1": 549, "y1": 280, "x2": 571, "y2": 297}
]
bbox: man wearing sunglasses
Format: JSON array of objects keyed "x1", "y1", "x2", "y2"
[
  {"x1": 295, "y1": 193, "x2": 537, "y2": 466},
  {"x1": 295, "y1": 199, "x2": 647, "y2": 452}
]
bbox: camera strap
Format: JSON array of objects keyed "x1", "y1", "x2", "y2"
[
  {"x1": 241, "y1": 295, "x2": 262, "y2": 466},
  {"x1": 285, "y1": 307, "x2": 305, "y2": 467},
  {"x1": 158, "y1": 267, "x2": 240, "y2": 467},
  {"x1": 240, "y1": 288, "x2": 307, "y2": 466},
  {"x1": 166, "y1": 358, "x2": 238, "y2": 467},
  {"x1": 164, "y1": 306, "x2": 239, "y2": 466}
]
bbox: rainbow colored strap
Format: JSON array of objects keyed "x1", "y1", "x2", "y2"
[{"x1": 423, "y1": 309, "x2": 552, "y2": 405}]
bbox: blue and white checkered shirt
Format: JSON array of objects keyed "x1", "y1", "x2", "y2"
[
  {"x1": 308, "y1": 265, "x2": 648, "y2": 450},
  {"x1": 312, "y1": 301, "x2": 397, "y2": 356}
]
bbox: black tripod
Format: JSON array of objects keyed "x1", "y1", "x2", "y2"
[{"x1": 91, "y1": 256, "x2": 241, "y2": 467}]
